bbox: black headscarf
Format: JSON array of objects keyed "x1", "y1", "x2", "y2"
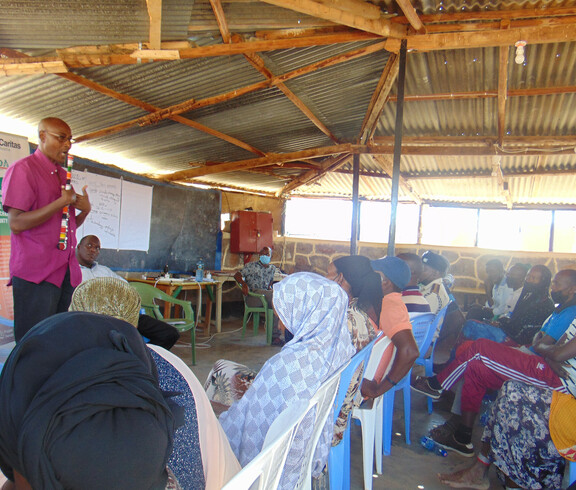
[
  {"x1": 333, "y1": 255, "x2": 383, "y2": 319},
  {"x1": 0, "y1": 311, "x2": 179, "y2": 490}
]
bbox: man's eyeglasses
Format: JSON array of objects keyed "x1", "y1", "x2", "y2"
[{"x1": 45, "y1": 131, "x2": 74, "y2": 144}]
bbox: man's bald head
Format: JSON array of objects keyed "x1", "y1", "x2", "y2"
[{"x1": 38, "y1": 117, "x2": 72, "y2": 165}]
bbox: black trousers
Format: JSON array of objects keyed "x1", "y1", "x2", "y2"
[
  {"x1": 12, "y1": 268, "x2": 74, "y2": 342},
  {"x1": 137, "y1": 314, "x2": 180, "y2": 350}
]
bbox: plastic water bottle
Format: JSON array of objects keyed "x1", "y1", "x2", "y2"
[
  {"x1": 420, "y1": 436, "x2": 448, "y2": 457},
  {"x1": 196, "y1": 259, "x2": 204, "y2": 282}
]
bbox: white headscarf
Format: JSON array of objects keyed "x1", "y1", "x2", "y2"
[{"x1": 220, "y1": 272, "x2": 354, "y2": 487}]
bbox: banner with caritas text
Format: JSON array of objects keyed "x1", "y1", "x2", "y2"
[{"x1": 0, "y1": 132, "x2": 29, "y2": 345}]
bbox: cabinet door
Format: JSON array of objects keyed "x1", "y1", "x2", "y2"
[{"x1": 256, "y1": 213, "x2": 273, "y2": 251}]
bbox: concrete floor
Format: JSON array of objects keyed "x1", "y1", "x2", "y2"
[{"x1": 173, "y1": 317, "x2": 509, "y2": 490}]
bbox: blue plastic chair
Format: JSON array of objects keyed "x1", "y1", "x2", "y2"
[
  {"x1": 378, "y1": 313, "x2": 436, "y2": 458},
  {"x1": 328, "y1": 335, "x2": 380, "y2": 490},
  {"x1": 414, "y1": 304, "x2": 452, "y2": 413}
]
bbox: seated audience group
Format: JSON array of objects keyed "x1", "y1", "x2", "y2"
[{"x1": 1, "y1": 245, "x2": 576, "y2": 489}]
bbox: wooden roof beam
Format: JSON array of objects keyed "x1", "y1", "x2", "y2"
[
  {"x1": 394, "y1": 0, "x2": 426, "y2": 33},
  {"x1": 74, "y1": 40, "x2": 388, "y2": 143},
  {"x1": 385, "y1": 23, "x2": 576, "y2": 52},
  {"x1": 373, "y1": 135, "x2": 576, "y2": 146},
  {"x1": 391, "y1": 6, "x2": 576, "y2": 25},
  {"x1": 357, "y1": 144, "x2": 576, "y2": 156},
  {"x1": 146, "y1": 0, "x2": 163, "y2": 50},
  {"x1": 359, "y1": 53, "x2": 399, "y2": 143},
  {"x1": 387, "y1": 85, "x2": 576, "y2": 101},
  {"x1": 240, "y1": 43, "x2": 340, "y2": 142},
  {"x1": 210, "y1": 0, "x2": 232, "y2": 43},
  {"x1": 8, "y1": 31, "x2": 377, "y2": 69},
  {"x1": 278, "y1": 153, "x2": 351, "y2": 196},
  {"x1": 258, "y1": 0, "x2": 407, "y2": 38},
  {"x1": 162, "y1": 144, "x2": 353, "y2": 181}
]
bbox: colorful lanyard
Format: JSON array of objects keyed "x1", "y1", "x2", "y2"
[{"x1": 58, "y1": 154, "x2": 73, "y2": 250}]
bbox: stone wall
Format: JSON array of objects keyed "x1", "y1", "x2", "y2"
[{"x1": 220, "y1": 234, "x2": 576, "y2": 307}]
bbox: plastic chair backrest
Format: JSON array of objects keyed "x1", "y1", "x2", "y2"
[
  {"x1": 425, "y1": 303, "x2": 451, "y2": 354},
  {"x1": 235, "y1": 278, "x2": 269, "y2": 310},
  {"x1": 332, "y1": 334, "x2": 381, "y2": 420},
  {"x1": 410, "y1": 313, "x2": 436, "y2": 353},
  {"x1": 222, "y1": 399, "x2": 311, "y2": 490},
  {"x1": 294, "y1": 367, "x2": 343, "y2": 490},
  {"x1": 129, "y1": 281, "x2": 194, "y2": 327},
  {"x1": 363, "y1": 335, "x2": 394, "y2": 380}
]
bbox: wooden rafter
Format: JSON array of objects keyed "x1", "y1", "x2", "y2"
[
  {"x1": 209, "y1": 0, "x2": 232, "y2": 43},
  {"x1": 385, "y1": 23, "x2": 576, "y2": 52},
  {"x1": 394, "y1": 0, "x2": 426, "y2": 33},
  {"x1": 357, "y1": 144, "x2": 576, "y2": 156},
  {"x1": 387, "y1": 85, "x2": 576, "y2": 101},
  {"x1": 0, "y1": 32, "x2": 379, "y2": 72},
  {"x1": 73, "y1": 41, "x2": 388, "y2": 144},
  {"x1": 371, "y1": 155, "x2": 421, "y2": 203},
  {"x1": 240, "y1": 45, "x2": 340, "y2": 142},
  {"x1": 258, "y1": 0, "x2": 407, "y2": 38},
  {"x1": 372, "y1": 135, "x2": 576, "y2": 146},
  {"x1": 278, "y1": 153, "x2": 351, "y2": 195},
  {"x1": 146, "y1": 0, "x2": 163, "y2": 50},
  {"x1": 358, "y1": 54, "x2": 399, "y2": 143},
  {"x1": 334, "y1": 166, "x2": 576, "y2": 180},
  {"x1": 162, "y1": 144, "x2": 353, "y2": 181},
  {"x1": 390, "y1": 6, "x2": 576, "y2": 25}
]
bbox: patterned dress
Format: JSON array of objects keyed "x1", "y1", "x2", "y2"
[{"x1": 483, "y1": 380, "x2": 565, "y2": 489}]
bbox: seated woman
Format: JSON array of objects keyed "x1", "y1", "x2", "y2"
[
  {"x1": 326, "y1": 255, "x2": 382, "y2": 349},
  {"x1": 326, "y1": 255, "x2": 382, "y2": 443},
  {"x1": 438, "y1": 380, "x2": 576, "y2": 489},
  {"x1": 461, "y1": 264, "x2": 554, "y2": 346},
  {"x1": 69, "y1": 277, "x2": 241, "y2": 490},
  {"x1": 205, "y1": 272, "x2": 355, "y2": 488},
  {"x1": 0, "y1": 311, "x2": 179, "y2": 490}
]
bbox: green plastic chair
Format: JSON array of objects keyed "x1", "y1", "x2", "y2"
[
  {"x1": 235, "y1": 279, "x2": 273, "y2": 345},
  {"x1": 129, "y1": 281, "x2": 196, "y2": 365}
]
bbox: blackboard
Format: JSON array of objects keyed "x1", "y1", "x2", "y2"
[{"x1": 72, "y1": 155, "x2": 221, "y2": 274}]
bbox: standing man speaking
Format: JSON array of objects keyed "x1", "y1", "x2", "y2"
[{"x1": 1, "y1": 118, "x2": 91, "y2": 341}]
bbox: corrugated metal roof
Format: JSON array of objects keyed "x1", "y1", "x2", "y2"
[
  {"x1": 0, "y1": 1, "x2": 575, "y2": 207},
  {"x1": 0, "y1": 0, "x2": 195, "y2": 49}
]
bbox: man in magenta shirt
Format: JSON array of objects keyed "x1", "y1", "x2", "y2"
[{"x1": 1, "y1": 117, "x2": 91, "y2": 341}]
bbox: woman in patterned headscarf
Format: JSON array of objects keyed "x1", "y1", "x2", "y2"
[{"x1": 206, "y1": 272, "x2": 355, "y2": 488}]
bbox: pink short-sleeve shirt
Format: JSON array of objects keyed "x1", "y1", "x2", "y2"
[{"x1": 1, "y1": 149, "x2": 81, "y2": 287}]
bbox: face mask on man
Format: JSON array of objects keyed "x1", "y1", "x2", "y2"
[
  {"x1": 551, "y1": 290, "x2": 568, "y2": 305},
  {"x1": 260, "y1": 255, "x2": 271, "y2": 265}
]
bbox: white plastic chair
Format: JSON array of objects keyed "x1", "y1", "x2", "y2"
[
  {"x1": 350, "y1": 335, "x2": 393, "y2": 490},
  {"x1": 222, "y1": 399, "x2": 310, "y2": 490},
  {"x1": 351, "y1": 314, "x2": 436, "y2": 490},
  {"x1": 223, "y1": 365, "x2": 343, "y2": 490}
]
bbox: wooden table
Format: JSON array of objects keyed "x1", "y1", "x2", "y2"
[{"x1": 129, "y1": 276, "x2": 232, "y2": 334}]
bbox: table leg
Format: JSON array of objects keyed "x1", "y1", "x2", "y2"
[{"x1": 216, "y1": 282, "x2": 222, "y2": 333}]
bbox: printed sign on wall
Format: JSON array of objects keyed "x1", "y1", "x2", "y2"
[{"x1": 0, "y1": 132, "x2": 30, "y2": 345}]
